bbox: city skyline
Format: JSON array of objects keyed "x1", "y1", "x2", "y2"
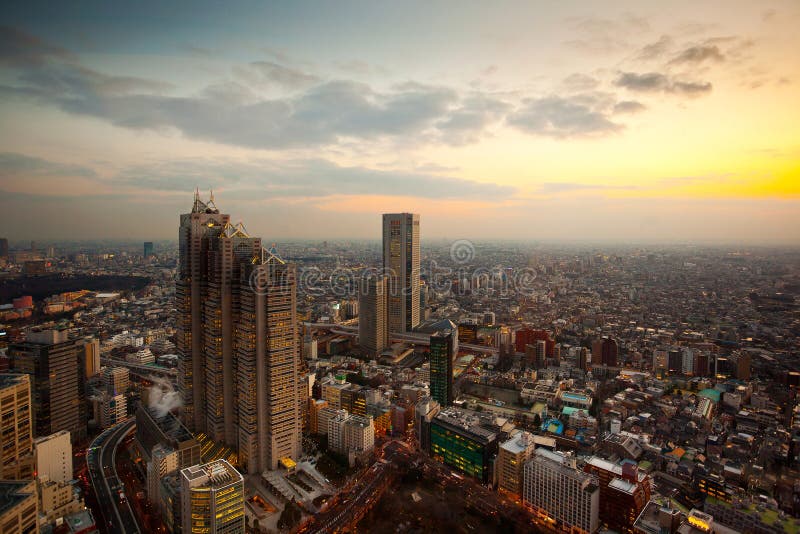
[{"x1": 0, "y1": 1, "x2": 799, "y2": 243}]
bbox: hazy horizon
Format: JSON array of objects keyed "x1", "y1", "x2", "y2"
[{"x1": 1, "y1": 1, "x2": 799, "y2": 243}]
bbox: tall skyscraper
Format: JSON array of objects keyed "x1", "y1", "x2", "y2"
[
  {"x1": 180, "y1": 460, "x2": 245, "y2": 534},
  {"x1": 176, "y1": 192, "x2": 301, "y2": 473},
  {"x1": 0, "y1": 237, "x2": 8, "y2": 257},
  {"x1": 358, "y1": 275, "x2": 388, "y2": 357},
  {"x1": 382, "y1": 213, "x2": 420, "y2": 333},
  {"x1": 143, "y1": 241, "x2": 154, "y2": 258},
  {"x1": 430, "y1": 329, "x2": 457, "y2": 407},
  {"x1": 177, "y1": 191, "x2": 230, "y2": 433},
  {"x1": 237, "y1": 260, "x2": 302, "y2": 474},
  {"x1": 8, "y1": 330, "x2": 87, "y2": 442},
  {"x1": 0, "y1": 374, "x2": 35, "y2": 480}
]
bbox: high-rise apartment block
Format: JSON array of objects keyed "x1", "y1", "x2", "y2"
[
  {"x1": 523, "y1": 449, "x2": 600, "y2": 534},
  {"x1": 34, "y1": 430, "x2": 72, "y2": 484},
  {"x1": 382, "y1": 213, "x2": 420, "y2": 333},
  {"x1": 180, "y1": 459, "x2": 245, "y2": 534},
  {"x1": 8, "y1": 330, "x2": 87, "y2": 442},
  {"x1": 176, "y1": 192, "x2": 301, "y2": 474},
  {"x1": 497, "y1": 431, "x2": 535, "y2": 497},
  {"x1": 358, "y1": 275, "x2": 388, "y2": 356},
  {"x1": 0, "y1": 374, "x2": 34, "y2": 480},
  {"x1": 430, "y1": 330, "x2": 457, "y2": 407}
]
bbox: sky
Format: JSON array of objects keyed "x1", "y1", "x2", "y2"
[{"x1": 0, "y1": 0, "x2": 799, "y2": 243}]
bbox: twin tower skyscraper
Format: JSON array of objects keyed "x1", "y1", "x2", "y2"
[
  {"x1": 175, "y1": 195, "x2": 420, "y2": 474},
  {"x1": 176, "y1": 191, "x2": 301, "y2": 474}
]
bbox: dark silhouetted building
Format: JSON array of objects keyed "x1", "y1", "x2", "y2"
[
  {"x1": 592, "y1": 337, "x2": 618, "y2": 367},
  {"x1": 143, "y1": 241, "x2": 154, "y2": 258},
  {"x1": 430, "y1": 330, "x2": 457, "y2": 407},
  {"x1": 0, "y1": 238, "x2": 8, "y2": 257}
]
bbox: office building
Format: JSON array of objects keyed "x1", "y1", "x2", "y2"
[
  {"x1": 147, "y1": 444, "x2": 179, "y2": 505},
  {"x1": 180, "y1": 459, "x2": 245, "y2": 534},
  {"x1": 34, "y1": 431, "x2": 72, "y2": 484},
  {"x1": 0, "y1": 374, "x2": 34, "y2": 480},
  {"x1": 8, "y1": 330, "x2": 87, "y2": 442},
  {"x1": 430, "y1": 329, "x2": 457, "y2": 407},
  {"x1": 415, "y1": 397, "x2": 440, "y2": 452},
  {"x1": 523, "y1": 449, "x2": 600, "y2": 534},
  {"x1": 0, "y1": 480, "x2": 38, "y2": 534},
  {"x1": 0, "y1": 237, "x2": 8, "y2": 258},
  {"x1": 236, "y1": 260, "x2": 302, "y2": 474},
  {"x1": 83, "y1": 338, "x2": 100, "y2": 378},
  {"x1": 103, "y1": 366, "x2": 130, "y2": 396},
  {"x1": 143, "y1": 241, "x2": 154, "y2": 258},
  {"x1": 327, "y1": 410, "x2": 350, "y2": 454},
  {"x1": 358, "y1": 275, "x2": 388, "y2": 357},
  {"x1": 176, "y1": 191, "x2": 232, "y2": 434},
  {"x1": 99, "y1": 393, "x2": 127, "y2": 428},
  {"x1": 38, "y1": 475, "x2": 83, "y2": 525},
  {"x1": 497, "y1": 431, "x2": 536, "y2": 497},
  {"x1": 135, "y1": 405, "x2": 202, "y2": 469},
  {"x1": 578, "y1": 347, "x2": 589, "y2": 371},
  {"x1": 176, "y1": 192, "x2": 302, "y2": 474},
  {"x1": 344, "y1": 414, "x2": 375, "y2": 453},
  {"x1": 584, "y1": 457, "x2": 652, "y2": 533},
  {"x1": 592, "y1": 337, "x2": 618, "y2": 367},
  {"x1": 729, "y1": 351, "x2": 751, "y2": 380},
  {"x1": 429, "y1": 407, "x2": 499, "y2": 482},
  {"x1": 382, "y1": 213, "x2": 420, "y2": 333}
]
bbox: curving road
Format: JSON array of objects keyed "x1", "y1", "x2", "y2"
[{"x1": 86, "y1": 418, "x2": 141, "y2": 534}]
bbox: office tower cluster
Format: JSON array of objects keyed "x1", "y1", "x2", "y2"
[{"x1": 176, "y1": 191, "x2": 302, "y2": 474}]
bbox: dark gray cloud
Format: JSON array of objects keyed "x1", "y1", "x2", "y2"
[
  {"x1": 615, "y1": 71, "x2": 712, "y2": 96},
  {"x1": 0, "y1": 25, "x2": 73, "y2": 66},
  {"x1": 114, "y1": 157, "x2": 516, "y2": 200},
  {"x1": 506, "y1": 95, "x2": 623, "y2": 138},
  {"x1": 669, "y1": 44, "x2": 725, "y2": 64},
  {"x1": 1, "y1": 27, "x2": 512, "y2": 149},
  {"x1": 0, "y1": 152, "x2": 97, "y2": 182}
]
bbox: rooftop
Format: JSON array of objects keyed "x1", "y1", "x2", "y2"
[{"x1": 0, "y1": 480, "x2": 35, "y2": 517}]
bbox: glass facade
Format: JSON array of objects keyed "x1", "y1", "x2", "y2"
[{"x1": 430, "y1": 422, "x2": 488, "y2": 481}]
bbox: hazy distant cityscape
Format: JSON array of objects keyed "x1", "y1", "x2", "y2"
[{"x1": 1, "y1": 189, "x2": 799, "y2": 534}]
